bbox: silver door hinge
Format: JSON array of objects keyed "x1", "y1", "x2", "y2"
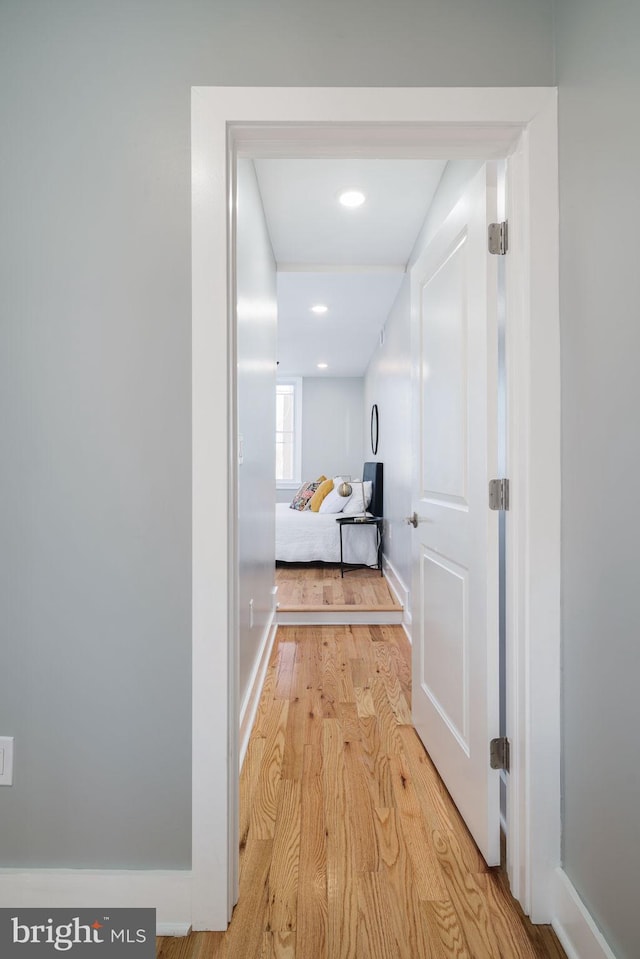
[
  {"x1": 488, "y1": 221, "x2": 508, "y2": 255},
  {"x1": 490, "y1": 737, "x2": 510, "y2": 772},
  {"x1": 489, "y1": 478, "x2": 510, "y2": 511}
]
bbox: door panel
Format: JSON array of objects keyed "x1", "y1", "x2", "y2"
[
  {"x1": 411, "y1": 165, "x2": 500, "y2": 866},
  {"x1": 419, "y1": 550, "x2": 469, "y2": 750},
  {"x1": 420, "y1": 233, "x2": 468, "y2": 505}
]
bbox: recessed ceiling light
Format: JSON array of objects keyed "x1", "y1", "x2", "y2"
[
  {"x1": 317, "y1": 363, "x2": 328, "y2": 369},
  {"x1": 339, "y1": 189, "x2": 366, "y2": 209},
  {"x1": 310, "y1": 304, "x2": 328, "y2": 315}
]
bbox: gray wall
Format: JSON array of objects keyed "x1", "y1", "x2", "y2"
[
  {"x1": 0, "y1": 1, "x2": 554, "y2": 870},
  {"x1": 555, "y1": 2, "x2": 640, "y2": 956},
  {"x1": 236, "y1": 161, "x2": 277, "y2": 703}
]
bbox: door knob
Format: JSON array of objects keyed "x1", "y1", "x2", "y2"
[{"x1": 406, "y1": 512, "x2": 418, "y2": 528}]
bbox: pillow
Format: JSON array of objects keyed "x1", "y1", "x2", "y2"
[
  {"x1": 342, "y1": 481, "x2": 373, "y2": 515},
  {"x1": 318, "y1": 475, "x2": 355, "y2": 513},
  {"x1": 318, "y1": 487, "x2": 351, "y2": 513},
  {"x1": 309, "y1": 478, "x2": 334, "y2": 512},
  {"x1": 316, "y1": 474, "x2": 327, "y2": 482},
  {"x1": 290, "y1": 480, "x2": 321, "y2": 511}
]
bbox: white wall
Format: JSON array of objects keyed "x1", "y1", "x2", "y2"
[
  {"x1": 236, "y1": 160, "x2": 277, "y2": 702},
  {"x1": 555, "y1": 2, "x2": 640, "y2": 956},
  {"x1": 0, "y1": 0, "x2": 554, "y2": 885},
  {"x1": 276, "y1": 377, "x2": 364, "y2": 502},
  {"x1": 363, "y1": 283, "x2": 413, "y2": 594}
]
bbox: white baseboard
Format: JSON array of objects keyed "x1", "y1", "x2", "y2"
[
  {"x1": 157, "y1": 923, "x2": 191, "y2": 936},
  {"x1": 0, "y1": 869, "x2": 192, "y2": 932},
  {"x1": 552, "y1": 868, "x2": 618, "y2": 959},
  {"x1": 382, "y1": 554, "x2": 408, "y2": 608},
  {"x1": 239, "y1": 605, "x2": 278, "y2": 769},
  {"x1": 383, "y1": 555, "x2": 412, "y2": 642}
]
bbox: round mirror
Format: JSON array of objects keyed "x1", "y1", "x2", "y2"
[{"x1": 370, "y1": 403, "x2": 379, "y2": 455}]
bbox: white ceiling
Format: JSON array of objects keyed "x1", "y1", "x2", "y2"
[
  {"x1": 276, "y1": 271, "x2": 405, "y2": 377},
  {"x1": 253, "y1": 158, "x2": 447, "y2": 377}
]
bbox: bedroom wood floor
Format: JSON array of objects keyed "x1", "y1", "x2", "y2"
[
  {"x1": 275, "y1": 565, "x2": 401, "y2": 613},
  {"x1": 156, "y1": 625, "x2": 565, "y2": 959}
]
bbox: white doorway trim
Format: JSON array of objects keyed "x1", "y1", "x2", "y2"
[{"x1": 191, "y1": 86, "x2": 560, "y2": 929}]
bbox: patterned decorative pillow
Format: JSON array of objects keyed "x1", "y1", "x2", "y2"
[{"x1": 289, "y1": 480, "x2": 321, "y2": 510}]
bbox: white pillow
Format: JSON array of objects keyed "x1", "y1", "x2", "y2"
[
  {"x1": 342, "y1": 481, "x2": 373, "y2": 515},
  {"x1": 318, "y1": 486, "x2": 352, "y2": 513}
]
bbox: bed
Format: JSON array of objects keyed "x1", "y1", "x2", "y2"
[{"x1": 276, "y1": 462, "x2": 383, "y2": 565}]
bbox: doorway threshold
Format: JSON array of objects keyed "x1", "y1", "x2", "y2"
[{"x1": 275, "y1": 564, "x2": 403, "y2": 625}]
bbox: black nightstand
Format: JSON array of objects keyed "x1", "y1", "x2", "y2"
[{"x1": 336, "y1": 515, "x2": 384, "y2": 577}]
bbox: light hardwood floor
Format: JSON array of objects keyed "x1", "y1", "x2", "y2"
[
  {"x1": 275, "y1": 565, "x2": 401, "y2": 613},
  {"x1": 156, "y1": 625, "x2": 565, "y2": 959}
]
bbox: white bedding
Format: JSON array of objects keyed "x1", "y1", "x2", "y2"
[{"x1": 275, "y1": 503, "x2": 378, "y2": 565}]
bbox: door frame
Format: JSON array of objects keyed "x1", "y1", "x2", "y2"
[{"x1": 191, "y1": 86, "x2": 560, "y2": 929}]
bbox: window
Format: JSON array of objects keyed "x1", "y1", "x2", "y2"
[{"x1": 276, "y1": 377, "x2": 302, "y2": 486}]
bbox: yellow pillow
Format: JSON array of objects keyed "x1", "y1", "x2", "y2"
[
  {"x1": 309, "y1": 478, "x2": 334, "y2": 511},
  {"x1": 316, "y1": 474, "x2": 327, "y2": 482}
]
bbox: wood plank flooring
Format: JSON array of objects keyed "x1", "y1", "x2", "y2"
[
  {"x1": 275, "y1": 565, "x2": 401, "y2": 612},
  {"x1": 156, "y1": 625, "x2": 565, "y2": 959}
]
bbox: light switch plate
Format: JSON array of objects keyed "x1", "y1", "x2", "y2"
[{"x1": 0, "y1": 737, "x2": 14, "y2": 785}]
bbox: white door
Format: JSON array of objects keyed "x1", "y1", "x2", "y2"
[{"x1": 410, "y1": 165, "x2": 500, "y2": 865}]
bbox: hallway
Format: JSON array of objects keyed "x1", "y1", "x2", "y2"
[{"x1": 157, "y1": 625, "x2": 565, "y2": 958}]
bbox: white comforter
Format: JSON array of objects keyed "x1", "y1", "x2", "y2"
[{"x1": 275, "y1": 503, "x2": 378, "y2": 565}]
